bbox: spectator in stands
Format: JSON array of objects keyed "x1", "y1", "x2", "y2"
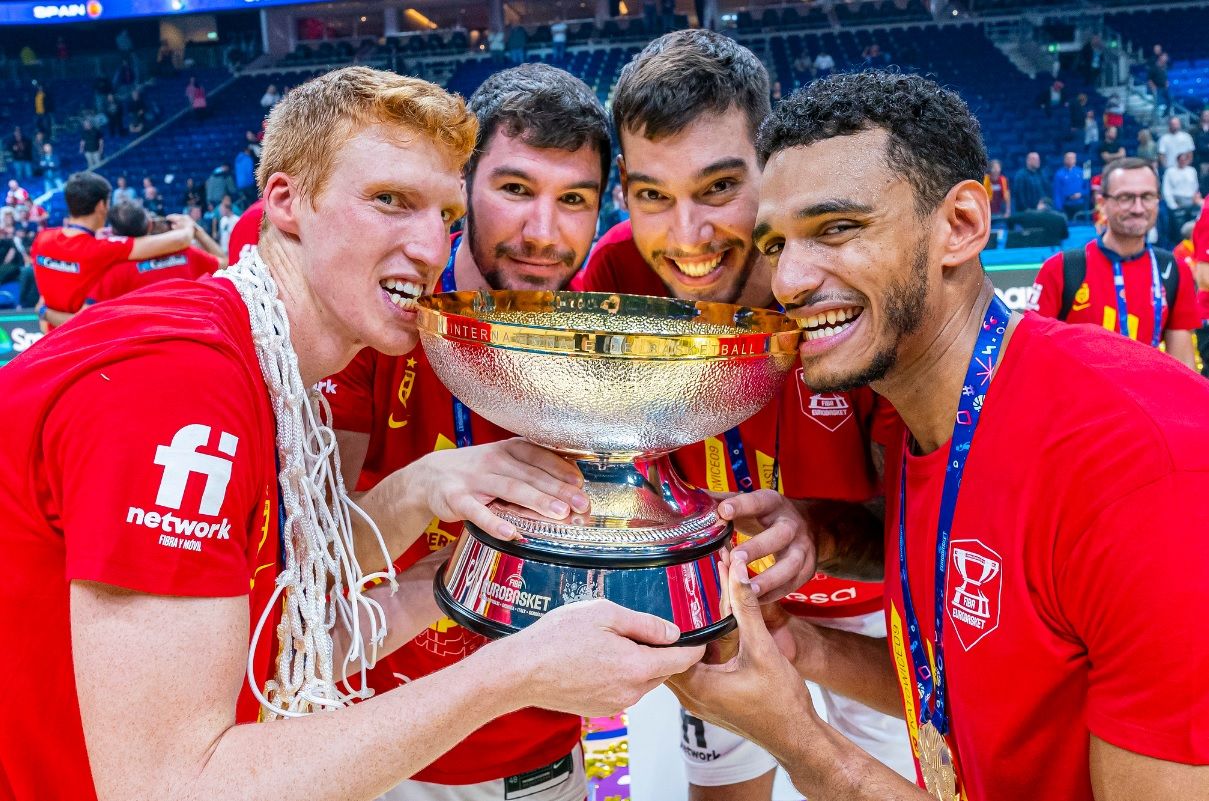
[
  {"x1": 260, "y1": 84, "x2": 281, "y2": 109},
  {"x1": 182, "y1": 177, "x2": 203, "y2": 209},
  {"x1": 0, "y1": 208, "x2": 24, "y2": 286},
  {"x1": 1068, "y1": 92, "x2": 1089, "y2": 134},
  {"x1": 1103, "y1": 93, "x2": 1124, "y2": 129},
  {"x1": 7, "y1": 126, "x2": 33, "y2": 183},
  {"x1": 1053, "y1": 151, "x2": 1086, "y2": 218},
  {"x1": 983, "y1": 159, "x2": 1011, "y2": 217},
  {"x1": 770, "y1": 81, "x2": 782, "y2": 105},
  {"x1": 813, "y1": 50, "x2": 835, "y2": 76},
  {"x1": 1192, "y1": 109, "x2": 1209, "y2": 181},
  {"x1": 214, "y1": 196, "x2": 239, "y2": 252},
  {"x1": 1158, "y1": 116, "x2": 1194, "y2": 170},
  {"x1": 104, "y1": 93, "x2": 123, "y2": 138},
  {"x1": 861, "y1": 43, "x2": 889, "y2": 67},
  {"x1": 205, "y1": 164, "x2": 237, "y2": 208},
  {"x1": 792, "y1": 51, "x2": 813, "y2": 85},
  {"x1": 1083, "y1": 110, "x2": 1099, "y2": 148},
  {"x1": 115, "y1": 27, "x2": 133, "y2": 54},
  {"x1": 142, "y1": 185, "x2": 165, "y2": 217},
  {"x1": 1037, "y1": 78, "x2": 1065, "y2": 117},
  {"x1": 1163, "y1": 150, "x2": 1202, "y2": 221},
  {"x1": 1148, "y1": 52, "x2": 1171, "y2": 118},
  {"x1": 114, "y1": 57, "x2": 138, "y2": 92},
  {"x1": 1078, "y1": 33, "x2": 1105, "y2": 86},
  {"x1": 1099, "y1": 125, "x2": 1125, "y2": 165},
  {"x1": 488, "y1": 28, "x2": 506, "y2": 65},
  {"x1": 127, "y1": 88, "x2": 146, "y2": 127},
  {"x1": 186, "y1": 76, "x2": 208, "y2": 120},
  {"x1": 79, "y1": 119, "x2": 104, "y2": 170},
  {"x1": 507, "y1": 25, "x2": 528, "y2": 64},
  {"x1": 551, "y1": 20, "x2": 568, "y2": 61},
  {"x1": 33, "y1": 81, "x2": 52, "y2": 136},
  {"x1": 244, "y1": 129, "x2": 263, "y2": 160},
  {"x1": 1137, "y1": 127, "x2": 1158, "y2": 165},
  {"x1": 234, "y1": 146, "x2": 257, "y2": 203},
  {"x1": 19, "y1": 45, "x2": 39, "y2": 67},
  {"x1": 39, "y1": 143, "x2": 62, "y2": 195},
  {"x1": 1012, "y1": 151, "x2": 1048, "y2": 212},
  {"x1": 6, "y1": 180, "x2": 30, "y2": 210},
  {"x1": 111, "y1": 175, "x2": 136, "y2": 206}
]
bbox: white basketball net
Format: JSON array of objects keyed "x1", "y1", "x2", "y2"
[{"x1": 217, "y1": 247, "x2": 397, "y2": 719}]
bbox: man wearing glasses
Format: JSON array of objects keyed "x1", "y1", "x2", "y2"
[{"x1": 1031, "y1": 157, "x2": 1199, "y2": 369}]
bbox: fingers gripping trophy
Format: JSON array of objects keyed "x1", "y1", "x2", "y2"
[{"x1": 418, "y1": 290, "x2": 800, "y2": 643}]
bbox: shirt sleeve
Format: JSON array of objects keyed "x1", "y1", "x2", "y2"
[
  {"x1": 1055, "y1": 472, "x2": 1209, "y2": 763},
  {"x1": 1167, "y1": 253, "x2": 1201, "y2": 330},
  {"x1": 44, "y1": 339, "x2": 267, "y2": 598},
  {"x1": 189, "y1": 246, "x2": 221, "y2": 278},
  {"x1": 96, "y1": 234, "x2": 136, "y2": 269},
  {"x1": 1030, "y1": 252, "x2": 1065, "y2": 318},
  {"x1": 325, "y1": 347, "x2": 376, "y2": 434}
]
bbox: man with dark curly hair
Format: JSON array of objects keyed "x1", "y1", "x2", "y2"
[{"x1": 671, "y1": 70, "x2": 1209, "y2": 801}]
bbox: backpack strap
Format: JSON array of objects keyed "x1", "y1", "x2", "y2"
[{"x1": 1058, "y1": 246, "x2": 1088, "y2": 321}]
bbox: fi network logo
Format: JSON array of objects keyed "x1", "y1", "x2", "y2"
[{"x1": 153, "y1": 423, "x2": 239, "y2": 515}]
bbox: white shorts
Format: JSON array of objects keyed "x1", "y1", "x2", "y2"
[
  {"x1": 379, "y1": 745, "x2": 586, "y2": 801},
  {"x1": 681, "y1": 610, "x2": 915, "y2": 786}
]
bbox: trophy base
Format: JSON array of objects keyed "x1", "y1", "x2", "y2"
[{"x1": 434, "y1": 520, "x2": 736, "y2": 645}]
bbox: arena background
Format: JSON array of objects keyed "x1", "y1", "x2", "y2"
[{"x1": 2, "y1": 1, "x2": 1205, "y2": 796}]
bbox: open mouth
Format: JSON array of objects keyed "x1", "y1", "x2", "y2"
[
  {"x1": 665, "y1": 249, "x2": 728, "y2": 282},
  {"x1": 380, "y1": 277, "x2": 423, "y2": 310},
  {"x1": 797, "y1": 306, "x2": 864, "y2": 341}
]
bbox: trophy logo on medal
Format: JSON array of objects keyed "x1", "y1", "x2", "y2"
[{"x1": 417, "y1": 290, "x2": 800, "y2": 644}]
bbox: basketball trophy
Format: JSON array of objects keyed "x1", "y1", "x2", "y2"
[{"x1": 417, "y1": 290, "x2": 799, "y2": 644}]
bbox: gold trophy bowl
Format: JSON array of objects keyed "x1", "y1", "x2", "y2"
[{"x1": 417, "y1": 291, "x2": 799, "y2": 643}]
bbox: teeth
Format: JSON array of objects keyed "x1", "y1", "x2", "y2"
[
  {"x1": 387, "y1": 293, "x2": 418, "y2": 310},
  {"x1": 380, "y1": 278, "x2": 424, "y2": 299},
  {"x1": 672, "y1": 255, "x2": 723, "y2": 278},
  {"x1": 797, "y1": 307, "x2": 861, "y2": 331}
]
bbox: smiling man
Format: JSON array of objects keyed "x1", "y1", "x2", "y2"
[
  {"x1": 671, "y1": 70, "x2": 1209, "y2": 801},
  {"x1": 325, "y1": 64, "x2": 617, "y2": 801},
  {"x1": 0, "y1": 67, "x2": 706, "y2": 801},
  {"x1": 574, "y1": 31, "x2": 914, "y2": 801}
]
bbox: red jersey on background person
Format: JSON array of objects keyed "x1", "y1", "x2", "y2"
[
  {"x1": 228, "y1": 197, "x2": 264, "y2": 263},
  {"x1": 668, "y1": 71, "x2": 1209, "y2": 801},
  {"x1": 584, "y1": 31, "x2": 914, "y2": 801},
  {"x1": 980, "y1": 160, "x2": 1010, "y2": 216},
  {"x1": 30, "y1": 172, "x2": 195, "y2": 323},
  {"x1": 327, "y1": 64, "x2": 616, "y2": 801},
  {"x1": 1031, "y1": 157, "x2": 1199, "y2": 369},
  {"x1": 1189, "y1": 206, "x2": 1209, "y2": 375},
  {"x1": 88, "y1": 200, "x2": 227, "y2": 302}
]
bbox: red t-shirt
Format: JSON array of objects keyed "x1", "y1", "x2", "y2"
[
  {"x1": 323, "y1": 249, "x2": 582, "y2": 784},
  {"x1": 31, "y1": 227, "x2": 134, "y2": 313},
  {"x1": 88, "y1": 244, "x2": 220, "y2": 302},
  {"x1": 227, "y1": 199, "x2": 264, "y2": 264},
  {"x1": 576, "y1": 221, "x2": 887, "y2": 618},
  {"x1": 1032, "y1": 239, "x2": 1200, "y2": 342},
  {"x1": 1192, "y1": 207, "x2": 1209, "y2": 320},
  {"x1": 884, "y1": 314, "x2": 1209, "y2": 800},
  {"x1": 0, "y1": 277, "x2": 281, "y2": 800}
]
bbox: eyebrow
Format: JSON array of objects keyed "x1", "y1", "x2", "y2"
[
  {"x1": 795, "y1": 200, "x2": 876, "y2": 218},
  {"x1": 627, "y1": 157, "x2": 750, "y2": 187},
  {"x1": 488, "y1": 167, "x2": 601, "y2": 193}
]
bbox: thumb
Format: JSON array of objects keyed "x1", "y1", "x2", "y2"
[
  {"x1": 605, "y1": 604, "x2": 681, "y2": 646},
  {"x1": 726, "y1": 553, "x2": 775, "y2": 658}
]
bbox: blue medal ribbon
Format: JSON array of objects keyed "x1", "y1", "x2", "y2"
[
  {"x1": 64, "y1": 223, "x2": 97, "y2": 237},
  {"x1": 1098, "y1": 237, "x2": 1164, "y2": 348},
  {"x1": 441, "y1": 233, "x2": 474, "y2": 448},
  {"x1": 898, "y1": 295, "x2": 1010, "y2": 738}
]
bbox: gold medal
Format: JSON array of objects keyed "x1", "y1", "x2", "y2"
[{"x1": 918, "y1": 722, "x2": 958, "y2": 801}]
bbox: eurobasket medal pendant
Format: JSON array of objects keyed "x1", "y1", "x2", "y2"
[
  {"x1": 918, "y1": 721, "x2": 957, "y2": 801},
  {"x1": 897, "y1": 296, "x2": 1011, "y2": 801}
]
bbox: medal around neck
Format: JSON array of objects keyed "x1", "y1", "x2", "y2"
[
  {"x1": 918, "y1": 721, "x2": 958, "y2": 801},
  {"x1": 417, "y1": 290, "x2": 799, "y2": 644}
]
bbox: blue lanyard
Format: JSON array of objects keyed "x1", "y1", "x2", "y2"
[
  {"x1": 1098, "y1": 238, "x2": 1163, "y2": 348},
  {"x1": 898, "y1": 295, "x2": 1010, "y2": 737},
  {"x1": 722, "y1": 299, "x2": 786, "y2": 495},
  {"x1": 64, "y1": 223, "x2": 96, "y2": 236},
  {"x1": 441, "y1": 233, "x2": 473, "y2": 448}
]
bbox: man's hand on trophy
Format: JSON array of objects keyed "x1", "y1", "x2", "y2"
[
  {"x1": 413, "y1": 437, "x2": 590, "y2": 540},
  {"x1": 500, "y1": 599, "x2": 706, "y2": 717},
  {"x1": 717, "y1": 489, "x2": 817, "y2": 603},
  {"x1": 668, "y1": 555, "x2": 817, "y2": 751}
]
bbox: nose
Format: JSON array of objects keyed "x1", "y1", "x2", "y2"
[
  {"x1": 771, "y1": 239, "x2": 826, "y2": 310},
  {"x1": 668, "y1": 200, "x2": 714, "y2": 253},
  {"x1": 403, "y1": 208, "x2": 452, "y2": 283},
  {"x1": 522, "y1": 195, "x2": 558, "y2": 252}
]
